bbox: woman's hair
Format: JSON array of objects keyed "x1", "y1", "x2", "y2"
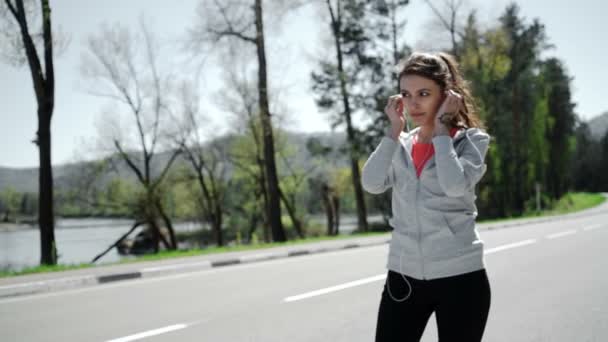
[{"x1": 397, "y1": 52, "x2": 484, "y2": 129}]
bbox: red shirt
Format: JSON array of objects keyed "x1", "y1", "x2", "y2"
[{"x1": 412, "y1": 127, "x2": 459, "y2": 178}]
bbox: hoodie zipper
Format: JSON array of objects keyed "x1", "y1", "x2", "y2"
[{"x1": 415, "y1": 179, "x2": 426, "y2": 279}]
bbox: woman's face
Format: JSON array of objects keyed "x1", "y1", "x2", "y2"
[{"x1": 399, "y1": 74, "x2": 444, "y2": 127}]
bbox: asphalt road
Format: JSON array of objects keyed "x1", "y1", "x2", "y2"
[{"x1": 1, "y1": 209, "x2": 607, "y2": 341}]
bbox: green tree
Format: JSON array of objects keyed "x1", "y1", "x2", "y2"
[
  {"x1": 491, "y1": 3, "x2": 549, "y2": 215},
  {"x1": 0, "y1": 187, "x2": 22, "y2": 221},
  {"x1": 540, "y1": 58, "x2": 577, "y2": 198},
  {"x1": 228, "y1": 124, "x2": 271, "y2": 243},
  {"x1": 599, "y1": 131, "x2": 608, "y2": 190},
  {"x1": 571, "y1": 123, "x2": 601, "y2": 191},
  {"x1": 459, "y1": 11, "x2": 511, "y2": 217}
]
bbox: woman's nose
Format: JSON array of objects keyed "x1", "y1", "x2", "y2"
[{"x1": 406, "y1": 99, "x2": 419, "y2": 110}]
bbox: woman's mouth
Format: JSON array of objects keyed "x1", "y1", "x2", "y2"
[{"x1": 410, "y1": 112, "x2": 425, "y2": 117}]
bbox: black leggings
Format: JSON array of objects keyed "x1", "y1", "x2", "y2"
[{"x1": 375, "y1": 269, "x2": 491, "y2": 342}]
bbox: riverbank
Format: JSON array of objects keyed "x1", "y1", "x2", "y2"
[{"x1": 1, "y1": 192, "x2": 605, "y2": 278}]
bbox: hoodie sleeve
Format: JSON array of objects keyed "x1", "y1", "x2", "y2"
[
  {"x1": 361, "y1": 136, "x2": 399, "y2": 194},
  {"x1": 432, "y1": 128, "x2": 490, "y2": 197}
]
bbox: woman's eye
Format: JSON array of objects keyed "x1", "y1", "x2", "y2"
[
  {"x1": 401, "y1": 93, "x2": 409, "y2": 98},
  {"x1": 420, "y1": 92, "x2": 429, "y2": 96}
]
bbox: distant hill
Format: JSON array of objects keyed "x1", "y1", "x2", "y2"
[
  {"x1": 588, "y1": 111, "x2": 608, "y2": 140},
  {"x1": 0, "y1": 131, "x2": 350, "y2": 193}
]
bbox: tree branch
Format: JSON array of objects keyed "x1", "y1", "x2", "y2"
[
  {"x1": 141, "y1": 18, "x2": 162, "y2": 155},
  {"x1": 11, "y1": 0, "x2": 45, "y2": 102},
  {"x1": 4, "y1": 0, "x2": 18, "y2": 19},
  {"x1": 211, "y1": 0, "x2": 256, "y2": 44},
  {"x1": 91, "y1": 220, "x2": 143, "y2": 263},
  {"x1": 114, "y1": 140, "x2": 146, "y2": 185},
  {"x1": 208, "y1": 27, "x2": 256, "y2": 44},
  {"x1": 423, "y1": 0, "x2": 451, "y2": 31},
  {"x1": 150, "y1": 148, "x2": 182, "y2": 191}
]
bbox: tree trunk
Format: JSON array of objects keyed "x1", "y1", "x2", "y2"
[
  {"x1": 332, "y1": 195, "x2": 340, "y2": 235},
  {"x1": 150, "y1": 219, "x2": 171, "y2": 251},
  {"x1": 157, "y1": 201, "x2": 177, "y2": 250},
  {"x1": 322, "y1": 184, "x2": 334, "y2": 236},
  {"x1": 8, "y1": 0, "x2": 58, "y2": 265},
  {"x1": 512, "y1": 85, "x2": 524, "y2": 214},
  {"x1": 191, "y1": 158, "x2": 224, "y2": 247},
  {"x1": 254, "y1": 0, "x2": 285, "y2": 242},
  {"x1": 213, "y1": 203, "x2": 224, "y2": 247},
  {"x1": 279, "y1": 189, "x2": 304, "y2": 238},
  {"x1": 256, "y1": 156, "x2": 271, "y2": 243},
  {"x1": 247, "y1": 214, "x2": 259, "y2": 243},
  {"x1": 38, "y1": 108, "x2": 56, "y2": 265}
]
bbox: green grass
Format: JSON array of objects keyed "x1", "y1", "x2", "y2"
[
  {"x1": 0, "y1": 263, "x2": 92, "y2": 278},
  {"x1": 118, "y1": 231, "x2": 389, "y2": 263},
  {"x1": 478, "y1": 192, "x2": 606, "y2": 224},
  {"x1": 546, "y1": 192, "x2": 605, "y2": 214},
  {"x1": 2, "y1": 192, "x2": 605, "y2": 278}
]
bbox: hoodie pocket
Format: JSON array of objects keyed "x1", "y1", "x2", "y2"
[
  {"x1": 442, "y1": 214, "x2": 456, "y2": 236},
  {"x1": 424, "y1": 215, "x2": 460, "y2": 261},
  {"x1": 443, "y1": 211, "x2": 477, "y2": 238}
]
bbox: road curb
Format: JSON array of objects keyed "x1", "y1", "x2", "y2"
[
  {"x1": 1, "y1": 205, "x2": 605, "y2": 299},
  {"x1": 0, "y1": 238, "x2": 392, "y2": 299},
  {"x1": 0, "y1": 275, "x2": 98, "y2": 298}
]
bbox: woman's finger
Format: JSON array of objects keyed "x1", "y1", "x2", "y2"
[
  {"x1": 386, "y1": 96, "x2": 395, "y2": 107},
  {"x1": 385, "y1": 97, "x2": 394, "y2": 110},
  {"x1": 386, "y1": 95, "x2": 400, "y2": 113}
]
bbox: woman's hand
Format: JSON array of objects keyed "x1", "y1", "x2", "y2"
[
  {"x1": 384, "y1": 94, "x2": 405, "y2": 140},
  {"x1": 434, "y1": 90, "x2": 463, "y2": 137}
]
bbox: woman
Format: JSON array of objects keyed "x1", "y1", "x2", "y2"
[{"x1": 362, "y1": 52, "x2": 491, "y2": 341}]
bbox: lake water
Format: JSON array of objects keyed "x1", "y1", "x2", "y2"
[{"x1": 0, "y1": 218, "x2": 201, "y2": 271}]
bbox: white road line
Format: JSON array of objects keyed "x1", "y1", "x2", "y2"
[
  {"x1": 583, "y1": 224, "x2": 603, "y2": 231},
  {"x1": 546, "y1": 230, "x2": 577, "y2": 240},
  {"x1": 285, "y1": 238, "x2": 539, "y2": 303},
  {"x1": 484, "y1": 239, "x2": 537, "y2": 254},
  {"x1": 284, "y1": 274, "x2": 386, "y2": 302},
  {"x1": 105, "y1": 324, "x2": 188, "y2": 342}
]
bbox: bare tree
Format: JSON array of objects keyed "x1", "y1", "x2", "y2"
[
  {"x1": 1, "y1": 0, "x2": 64, "y2": 265},
  {"x1": 187, "y1": 0, "x2": 287, "y2": 242},
  {"x1": 422, "y1": 0, "x2": 468, "y2": 56},
  {"x1": 173, "y1": 82, "x2": 228, "y2": 247},
  {"x1": 81, "y1": 19, "x2": 180, "y2": 252}
]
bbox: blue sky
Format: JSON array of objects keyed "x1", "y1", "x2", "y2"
[{"x1": 1, "y1": 0, "x2": 606, "y2": 168}]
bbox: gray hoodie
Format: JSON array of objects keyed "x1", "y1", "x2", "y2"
[{"x1": 361, "y1": 127, "x2": 490, "y2": 280}]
